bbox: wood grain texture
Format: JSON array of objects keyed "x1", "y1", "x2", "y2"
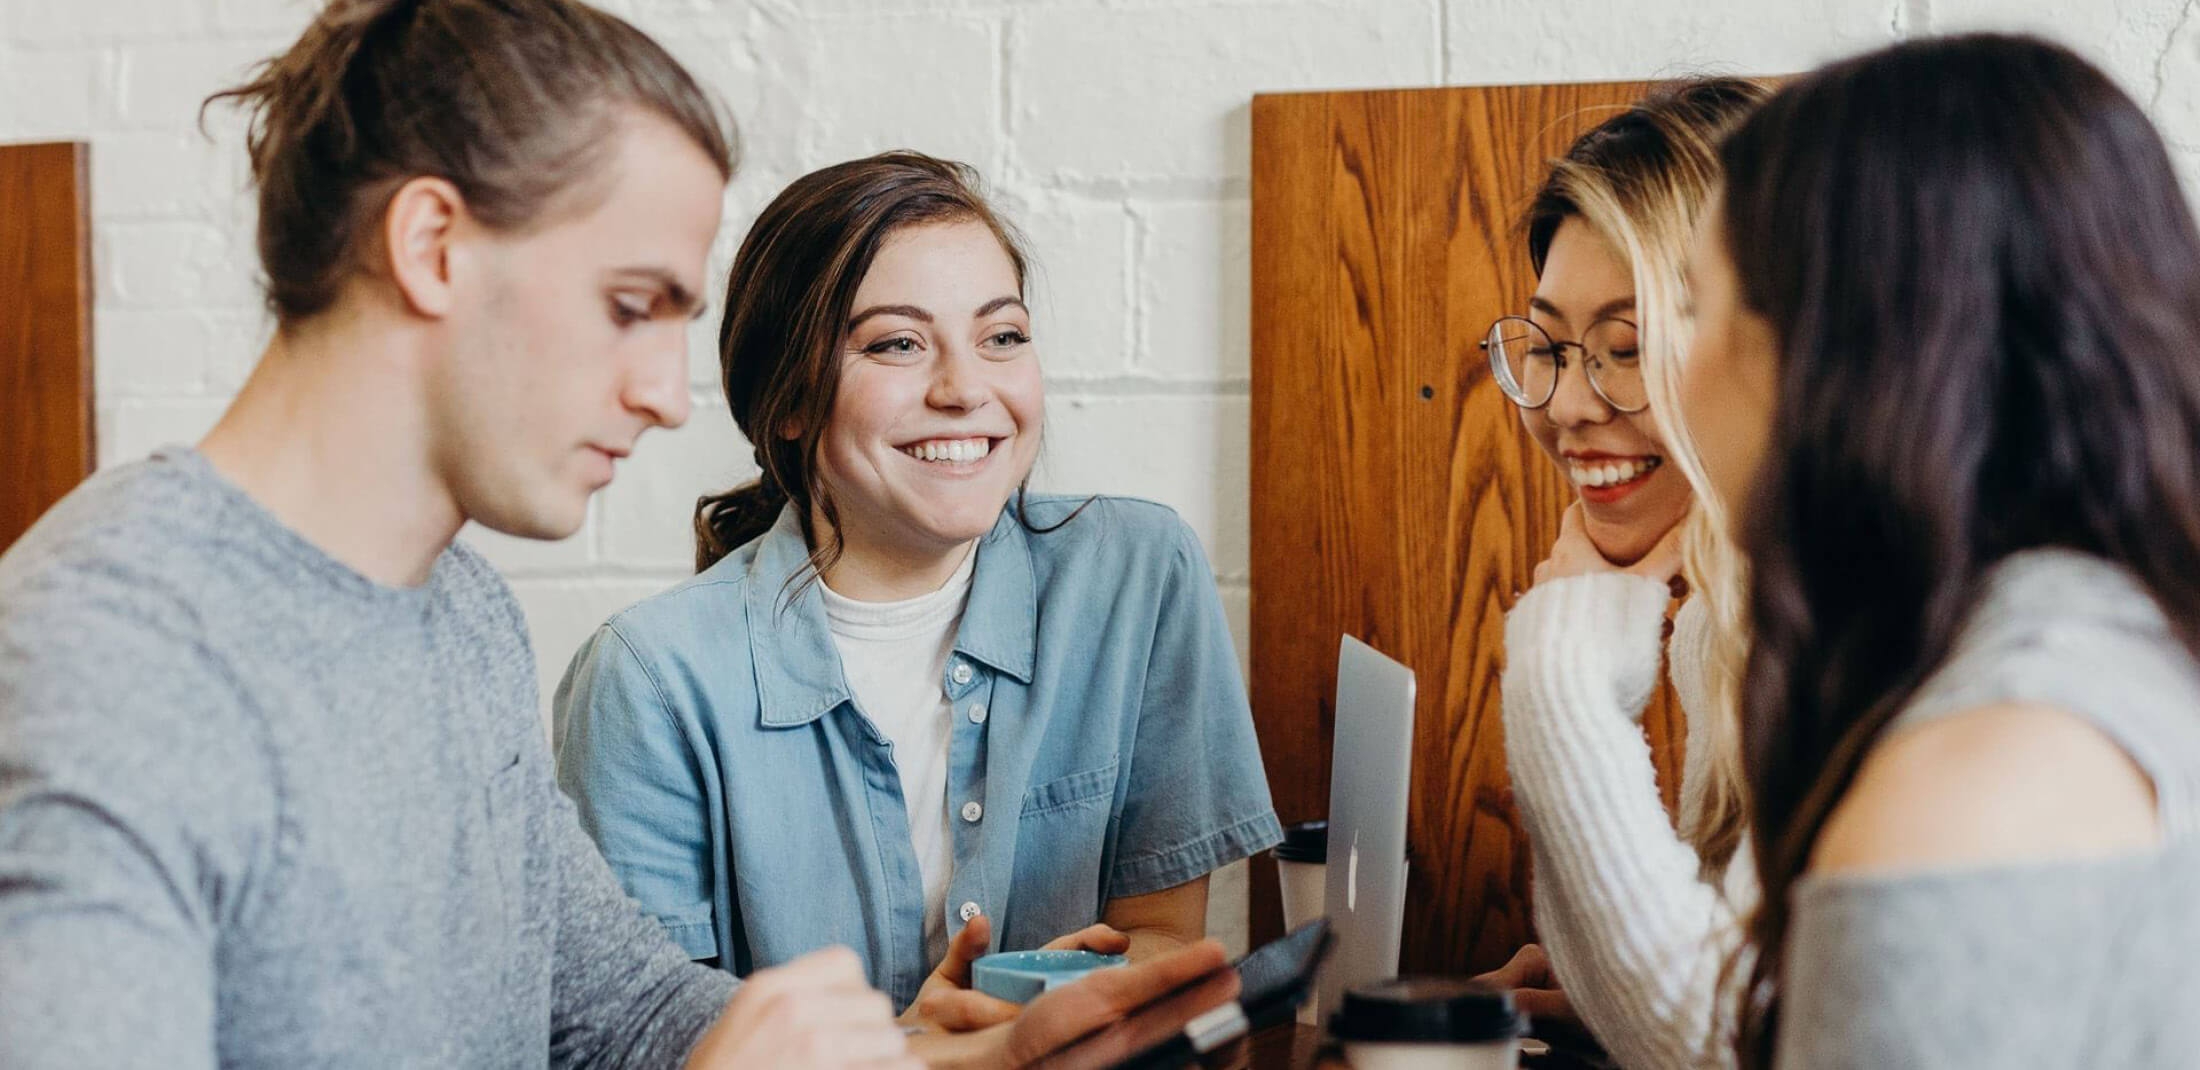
[
  {"x1": 1249, "y1": 83, "x2": 1688, "y2": 975},
  {"x1": 0, "y1": 142, "x2": 95, "y2": 553}
]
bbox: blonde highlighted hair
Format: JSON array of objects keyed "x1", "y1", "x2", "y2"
[{"x1": 1522, "y1": 78, "x2": 1768, "y2": 877}]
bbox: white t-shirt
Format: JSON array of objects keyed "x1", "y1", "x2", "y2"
[{"x1": 818, "y1": 549, "x2": 977, "y2": 967}]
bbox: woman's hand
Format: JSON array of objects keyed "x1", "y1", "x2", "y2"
[
  {"x1": 684, "y1": 946, "x2": 919, "y2": 1070},
  {"x1": 1000, "y1": 938, "x2": 1237, "y2": 1069},
  {"x1": 1472, "y1": 944, "x2": 1611, "y2": 1059},
  {"x1": 1534, "y1": 503, "x2": 1687, "y2": 597},
  {"x1": 907, "y1": 939, "x2": 1238, "y2": 1069},
  {"x1": 1471, "y1": 943, "x2": 1573, "y2": 1025},
  {"x1": 900, "y1": 916, "x2": 1134, "y2": 1034}
]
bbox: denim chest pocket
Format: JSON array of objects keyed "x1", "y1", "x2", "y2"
[
  {"x1": 1012, "y1": 761, "x2": 1120, "y2": 933},
  {"x1": 1020, "y1": 761, "x2": 1119, "y2": 817}
]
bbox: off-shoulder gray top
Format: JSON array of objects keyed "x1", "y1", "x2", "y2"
[{"x1": 1778, "y1": 549, "x2": 2200, "y2": 1068}]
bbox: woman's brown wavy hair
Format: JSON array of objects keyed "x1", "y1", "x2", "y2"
[{"x1": 692, "y1": 152, "x2": 1038, "y2": 582}]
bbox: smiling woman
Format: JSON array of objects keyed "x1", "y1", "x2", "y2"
[
  {"x1": 811, "y1": 219, "x2": 1045, "y2": 599},
  {"x1": 1505, "y1": 220, "x2": 1688, "y2": 562},
  {"x1": 686, "y1": 154, "x2": 1043, "y2": 583},
  {"x1": 549, "y1": 152, "x2": 1282, "y2": 1029},
  {"x1": 1483, "y1": 78, "x2": 1771, "y2": 1070}
]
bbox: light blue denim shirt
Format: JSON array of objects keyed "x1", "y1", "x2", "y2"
[{"x1": 551, "y1": 494, "x2": 1281, "y2": 1009}]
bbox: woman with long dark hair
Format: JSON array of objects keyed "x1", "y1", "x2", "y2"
[{"x1": 1685, "y1": 34, "x2": 2200, "y2": 1066}]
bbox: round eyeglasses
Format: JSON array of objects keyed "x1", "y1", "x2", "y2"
[{"x1": 1478, "y1": 315, "x2": 1647, "y2": 414}]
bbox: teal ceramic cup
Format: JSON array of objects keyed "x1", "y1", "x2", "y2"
[{"x1": 970, "y1": 949, "x2": 1129, "y2": 1004}]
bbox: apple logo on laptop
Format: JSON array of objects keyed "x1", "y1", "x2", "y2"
[{"x1": 1346, "y1": 829, "x2": 1360, "y2": 913}]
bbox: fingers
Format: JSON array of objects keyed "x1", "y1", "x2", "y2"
[
  {"x1": 751, "y1": 990, "x2": 907, "y2": 1064},
  {"x1": 1513, "y1": 943, "x2": 1554, "y2": 988},
  {"x1": 722, "y1": 947, "x2": 870, "y2": 1034},
  {"x1": 934, "y1": 916, "x2": 993, "y2": 988},
  {"x1": 1062, "y1": 939, "x2": 1227, "y2": 1015},
  {"x1": 909, "y1": 922, "x2": 1127, "y2": 1037},
  {"x1": 1032, "y1": 965, "x2": 1242, "y2": 1070},
  {"x1": 694, "y1": 952, "x2": 910, "y2": 1070},
  {"x1": 1041, "y1": 924, "x2": 1130, "y2": 954},
  {"x1": 1512, "y1": 986, "x2": 1573, "y2": 1024},
  {"x1": 1628, "y1": 521, "x2": 1687, "y2": 583},
  {"x1": 790, "y1": 991, "x2": 911, "y2": 1057},
  {"x1": 1470, "y1": 964, "x2": 1520, "y2": 988},
  {"x1": 1557, "y1": 501, "x2": 1586, "y2": 540},
  {"x1": 1011, "y1": 940, "x2": 1231, "y2": 1060},
  {"x1": 915, "y1": 988, "x2": 1024, "y2": 1033},
  {"x1": 1537, "y1": 502, "x2": 1623, "y2": 586},
  {"x1": 1471, "y1": 945, "x2": 1531, "y2": 989}
]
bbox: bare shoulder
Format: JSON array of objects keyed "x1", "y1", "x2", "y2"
[{"x1": 1809, "y1": 703, "x2": 2161, "y2": 877}]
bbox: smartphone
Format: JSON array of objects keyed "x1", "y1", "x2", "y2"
[{"x1": 1109, "y1": 918, "x2": 1334, "y2": 1070}]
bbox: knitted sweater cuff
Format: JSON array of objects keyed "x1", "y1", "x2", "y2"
[{"x1": 1503, "y1": 572, "x2": 1672, "y2": 725}]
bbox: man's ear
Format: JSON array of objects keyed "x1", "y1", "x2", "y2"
[{"x1": 382, "y1": 176, "x2": 466, "y2": 319}]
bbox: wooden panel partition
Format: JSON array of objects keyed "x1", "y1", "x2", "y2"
[
  {"x1": 0, "y1": 142, "x2": 95, "y2": 552},
  {"x1": 1247, "y1": 83, "x2": 1689, "y2": 975}
]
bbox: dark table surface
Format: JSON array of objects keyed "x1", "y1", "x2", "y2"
[{"x1": 1232, "y1": 1023, "x2": 1615, "y2": 1069}]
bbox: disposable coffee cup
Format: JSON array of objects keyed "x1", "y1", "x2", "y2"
[
  {"x1": 1274, "y1": 820, "x2": 1415, "y2": 927},
  {"x1": 1330, "y1": 978, "x2": 1526, "y2": 1070},
  {"x1": 1273, "y1": 821, "x2": 1329, "y2": 1025},
  {"x1": 1275, "y1": 821, "x2": 1416, "y2": 1026},
  {"x1": 1275, "y1": 820, "x2": 1329, "y2": 931}
]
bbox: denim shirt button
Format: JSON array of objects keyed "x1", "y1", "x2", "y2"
[
  {"x1": 961, "y1": 801, "x2": 984, "y2": 823},
  {"x1": 951, "y1": 662, "x2": 974, "y2": 686},
  {"x1": 967, "y1": 702, "x2": 988, "y2": 725},
  {"x1": 959, "y1": 901, "x2": 983, "y2": 922}
]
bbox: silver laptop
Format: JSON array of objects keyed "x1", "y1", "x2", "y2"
[{"x1": 1315, "y1": 634, "x2": 1417, "y2": 1020}]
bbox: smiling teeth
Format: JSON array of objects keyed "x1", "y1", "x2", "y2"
[
  {"x1": 1569, "y1": 456, "x2": 1661, "y2": 488},
  {"x1": 903, "y1": 438, "x2": 992, "y2": 464}
]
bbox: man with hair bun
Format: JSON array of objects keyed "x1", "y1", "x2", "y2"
[{"x1": 0, "y1": 2, "x2": 1233, "y2": 1067}]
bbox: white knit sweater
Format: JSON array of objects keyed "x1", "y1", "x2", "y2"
[{"x1": 1501, "y1": 573, "x2": 1758, "y2": 1070}]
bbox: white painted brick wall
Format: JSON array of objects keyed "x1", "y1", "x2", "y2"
[{"x1": 9, "y1": 0, "x2": 2195, "y2": 960}]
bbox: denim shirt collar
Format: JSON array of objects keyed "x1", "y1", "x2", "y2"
[{"x1": 743, "y1": 503, "x2": 1037, "y2": 728}]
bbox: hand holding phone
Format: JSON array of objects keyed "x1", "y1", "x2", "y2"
[
  {"x1": 1106, "y1": 919, "x2": 1335, "y2": 1070},
  {"x1": 1012, "y1": 939, "x2": 1242, "y2": 1070}
]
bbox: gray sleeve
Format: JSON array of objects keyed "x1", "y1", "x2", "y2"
[
  {"x1": 1776, "y1": 865, "x2": 2137, "y2": 1069},
  {"x1": 447, "y1": 546, "x2": 738, "y2": 1070},
  {"x1": 0, "y1": 611, "x2": 280, "y2": 1070},
  {"x1": 543, "y1": 764, "x2": 739, "y2": 1070}
]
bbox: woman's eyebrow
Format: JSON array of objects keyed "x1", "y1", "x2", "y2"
[
  {"x1": 847, "y1": 304, "x2": 933, "y2": 330},
  {"x1": 1527, "y1": 295, "x2": 1636, "y2": 323}
]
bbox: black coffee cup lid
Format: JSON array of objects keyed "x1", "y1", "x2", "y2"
[
  {"x1": 1329, "y1": 977, "x2": 1526, "y2": 1044},
  {"x1": 1275, "y1": 820, "x2": 1327, "y2": 863}
]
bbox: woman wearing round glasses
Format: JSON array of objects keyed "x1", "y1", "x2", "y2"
[
  {"x1": 1487, "y1": 285, "x2": 1680, "y2": 561},
  {"x1": 1475, "y1": 78, "x2": 1767, "y2": 1070}
]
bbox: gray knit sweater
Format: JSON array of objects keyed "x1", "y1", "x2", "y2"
[{"x1": 0, "y1": 448, "x2": 737, "y2": 1068}]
